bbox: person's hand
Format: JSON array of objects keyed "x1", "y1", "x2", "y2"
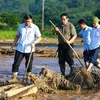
[
  {"x1": 66, "y1": 40, "x2": 71, "y2": 44},
  {"x1": 31, "y1": 42, "x2": 35, "y2": 49},
  {"x1": 55, "y1": 27, "x2": 59, "y2": 33},
  {"x1": 8, "y1": 46, "x2": 14, "y2": 51}
]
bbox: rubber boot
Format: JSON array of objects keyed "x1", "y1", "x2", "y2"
[{"x1": 7, "y1": 72, "x2": 18, "y2": 83}]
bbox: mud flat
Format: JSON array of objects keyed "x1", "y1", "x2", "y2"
[{"x1": 0, "y1": 38, "x2": 84, "y2": 58}]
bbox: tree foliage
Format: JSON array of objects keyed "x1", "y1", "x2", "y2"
[{"x1": 0, "y1": 0, "x2": 100, "y2": 33}]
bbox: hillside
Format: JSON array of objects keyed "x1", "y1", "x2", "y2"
[{"x1": 0, "y1": 0, "x2": 100, "y2": 32}]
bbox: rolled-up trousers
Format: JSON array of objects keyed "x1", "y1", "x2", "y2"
[{"x1": 12, "y1": 50, "x2": 33, "y2": 73}]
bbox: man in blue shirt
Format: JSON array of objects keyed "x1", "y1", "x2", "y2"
[
  {"x1": 78, "y1": 19, "x2": 92, "y2": 69},
  {"x1": 8, "y1": 14, "x2": 41, "y2": 83},
  {"x1": 87, "y1": 16, "x2": 100, "y2": 71}
]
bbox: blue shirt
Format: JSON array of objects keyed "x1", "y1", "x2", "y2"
[
  {"x1": 90, "y1": 24, "x2": 100, "y2": 50},
  {"x1": 16, "y1": 23, "x2": 41, "y2": 53},
  {"x1": 79, "y1": 26, "x2": 92, "y2": 50}
]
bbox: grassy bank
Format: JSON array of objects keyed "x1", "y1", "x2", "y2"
[
  {"x1": 0, "y1": 30, "x2": 57, "y2": 39},
  {"x1": 0, "y1": 30, "x2": 16, "y2": 39}
]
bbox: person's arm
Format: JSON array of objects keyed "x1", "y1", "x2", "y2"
[
  {"x1": 67, "y1": 34, "x2": 77, "y2": 44},
  {"x1": 33, "y1": 36, "x2": 41, "y2": 44},
  {"x1": 9, "y1": 35, "x2": 19, "y2": 50},
  {"x1": 31, "y1": 36, "x2": 41, "y2": 48},
  {"x1": 67, "y1": 24, "x2": 77, "y2": 44},
  {"x1": 52, "y1": 27, "x2": 59, "y2": 35}
]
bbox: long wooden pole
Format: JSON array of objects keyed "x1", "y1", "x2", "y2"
[
  {"x1": 42, "y1": 0, "x2": 45, "y2": 31},
  {"x1": 49, "y1": 20, "x2": 84, "y2": 67}
]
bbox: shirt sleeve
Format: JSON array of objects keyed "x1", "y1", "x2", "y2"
[
  {"x1": 78, "y1": 30, "x2": 82, "y2": 37},
  {"x1": 70, "y1": 24, "x2": 77, "y2": 36}
]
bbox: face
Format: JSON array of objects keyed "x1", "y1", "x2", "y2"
[
  {"x1": 61, "y1": 16, "x2": 68, "y2": 25},
  {"x1": 93, "y1": 22, "x2": 99, "y2": 28},
  {"x1": 25, "y1": 18, "x2": 32, "y2": 27},
  {"x1": 78, "y1": 23, "x2": 86, "y2": 29}
]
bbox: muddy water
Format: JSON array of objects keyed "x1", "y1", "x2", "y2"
[
  {"x1": 0, "y1": 56, "x2": 100, "y2": 100},
  {"x1": 0, "y1": 56, "x2": 84, "y2": 80}
]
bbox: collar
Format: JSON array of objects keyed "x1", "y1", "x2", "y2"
[
  {"x1": 24, "y1": 23, "x2": 32, "y2": 28},
  {"x1": 97, "y1": 24, "x2": 100, "y2": 28},
  {"x1": 62, "y1": 22, "x2": 69, "y2": 27}
]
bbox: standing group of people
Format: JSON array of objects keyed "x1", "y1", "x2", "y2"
[
  {"x1": 8, "y1": 13, "x2": 100, "y2": 83},
  {"x1": 78, "y1": 17, "x2": 100, "y2": 71},
  {"x1": 53, "y1": 13, "x2": 100, "y2": 76}
]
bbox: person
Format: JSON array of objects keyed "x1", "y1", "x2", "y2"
[
  {"x1": 77, "y1": 19, "x2": 92, "y2": 69},
  {"x1": 7, "y1": 14, "x2": 41, "y2": 83},
  {"x1": 87, "y1": 16, "x2": 100, "y2": 71},
  {"x1": 52, "y1": 13, "x2": 77, "y2": 76}
]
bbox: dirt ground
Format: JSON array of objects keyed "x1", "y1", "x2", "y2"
[
  {"x1": 0, "y1": 38, "x2": 84, "y2": 58},
  {"x1": 0, "y1": 37, "x2": 83, "y2": 45}
]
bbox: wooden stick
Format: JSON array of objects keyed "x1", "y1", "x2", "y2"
[
  {"x1": 49, "y1": 20, "x2": 84, "y2": 67},
  {"x1": 23, "y1": 47, "x2": 33, "y2": 81},
  {"x1": 4, "y1": 85, "x2": 37, "y2": 100}
]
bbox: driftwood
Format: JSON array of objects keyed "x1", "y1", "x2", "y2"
[{"x1": 0, "y1": 84, "x2": 37, "y2": 100}]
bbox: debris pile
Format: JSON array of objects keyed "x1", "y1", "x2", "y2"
[{"x1": 0, "y1": 67, "x2": 100, "y2": 100}]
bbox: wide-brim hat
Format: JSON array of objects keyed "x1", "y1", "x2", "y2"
[{"x1": 93, "y1": 16, "x2": 100, "y2": 23}]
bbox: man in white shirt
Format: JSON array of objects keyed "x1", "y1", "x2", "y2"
[
  {"x1": 87, "y1": 16, "x2": 100, "y2": 71},
  {"x1": 78, "y1": 19, "x2": 92, "y2": 69},
  {"x1": 8, "y1": 14, "x2": 41, "y2": 83}
]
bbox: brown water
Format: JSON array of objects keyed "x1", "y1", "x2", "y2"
[
  {"x1": 0, "y1": 56, "x2": 84, "y2": 80},
  {"x1": 0, "y1": 56, "x2": 100, "y2": 100}
]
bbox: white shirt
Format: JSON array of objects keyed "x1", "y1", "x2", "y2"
[
  {"x1": 16, "y1": 23, "x2": 41, "y2": 53},
  {"x1": 79, "y1": 26, "x2": 92, "y2": 50},
  {"x1": 90, "y1": 24, "x2": 100, "y2": 50}
]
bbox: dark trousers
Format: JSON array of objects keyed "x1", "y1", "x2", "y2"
[
  {"x1": 12, "y1": 50, "x2": 33, "y2": 73},
  {"x1": 90, "y1": 46, "x2": 100, "y2": 66},
  {"x1": 58, "y1": 44, "x2": 74, "y2": 75},
  {"x1": 83, "y1": 50, "x2": 91, "y2": 63}
]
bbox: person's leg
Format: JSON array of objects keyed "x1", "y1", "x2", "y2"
[
  {"x1": 83, "y1": 50, "x2": 90, "y2": 69},
  {"x1": 25, "y1": 52, "x2": 34, "y2": 83},
  {"x1": 92, "y1": 48, "x2": 100, "y2": 69},
  {"x1": 87, "y1": 49, "x2": 95, "y2": 71},
  {"x1": 97, "y1": 53, "x2": 100, "y2": 63},
  {"x1": 87, "y1": 48, "x2": 100, "y2": 71},
  {"x1": 64, "y1": 44, "x2": 74, "y2": 72},
  {"x1": 7, "y1": 50, "x2": 24, "y2": 83},
  {"x1": 96, "y1": 52, "x2": 100, "y2": 69},
  {"x1": 87, "y1": 63, "x2": 93, "y2": 71},
  {"x1": 58, "y1": 45, "x2": 66, "y2": 76},
  {"x1": 12, "y1": 50, "x2": 24, "y2": 72},
  {"x1": 25, "y1": 52, "x2": 34, "y2": 72}
]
